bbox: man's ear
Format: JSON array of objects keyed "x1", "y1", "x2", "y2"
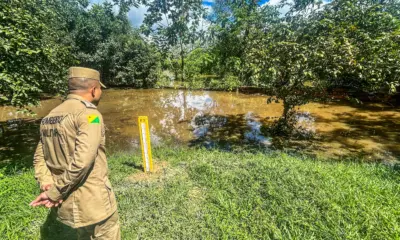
[{"x1": 91, "y1": 87, "x2": 96, "y2": 98}]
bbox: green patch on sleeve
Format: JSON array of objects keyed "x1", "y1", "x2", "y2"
[{"x1": 88, "y1": 115, "x2": 100, "y2": 124}]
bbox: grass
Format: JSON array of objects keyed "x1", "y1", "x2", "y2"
[{"x1": 1, "y1": 146, "x2": 400, "y2": 239}]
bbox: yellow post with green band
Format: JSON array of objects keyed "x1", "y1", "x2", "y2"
[{"x1": 138, "y1": 116, "x2": 153, "y2": 172}]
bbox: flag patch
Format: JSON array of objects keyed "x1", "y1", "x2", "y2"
[{"x1": 88, "y1": 115, "x2": 100, "y2": 124}]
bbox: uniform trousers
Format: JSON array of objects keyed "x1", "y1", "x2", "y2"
[{"x1": 77, "y1": 211, "x2": 120, "y2": 240}]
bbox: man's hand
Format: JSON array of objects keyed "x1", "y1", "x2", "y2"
[
  {"x1": 30, "y1": 192, "x2": 63, "y2": 208},
  {"x1": 41, "y1": 184, "x2": 52, "y2": 192}
]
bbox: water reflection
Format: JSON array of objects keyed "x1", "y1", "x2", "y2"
[
  {"x1": 244, "y1": 112, "x2": 272, "y2": 146},
  {"x1": 0, "y1": 119, "x2": 40, "y2": 171},
  {"x1": 0, "y1": 89, "x2": 399, "y2": 166},
  {"x1": 160, "y1": 90, "x2": 214, "y2": 111}
]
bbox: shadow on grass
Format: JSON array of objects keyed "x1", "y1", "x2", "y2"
[
  {"x1": 122, "y1": 161, "x2": 144, "y2": 170},
  {"x1": 40, "y1": 209, "x2": 77, "y2": 240}
]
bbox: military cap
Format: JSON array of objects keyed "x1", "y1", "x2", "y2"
[{"x1": 68, "y1": 67, "x2": 106, "y2": 88}]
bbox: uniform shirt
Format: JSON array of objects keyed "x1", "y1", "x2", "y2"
[{"x1": 33, "y1": 94, "x2": 117, "y2": 228}]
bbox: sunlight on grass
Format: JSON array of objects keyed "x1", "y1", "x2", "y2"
[{"x1": 1, "y1": 147, "x2": 400, "y2": 239}]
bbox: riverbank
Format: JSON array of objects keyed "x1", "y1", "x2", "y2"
[
  {"x1": 1, "y1": 146, "x2": 399, "y2": 239},
  {"x1": 119, "y1": 79, "x2": 400, "y2": 104}
]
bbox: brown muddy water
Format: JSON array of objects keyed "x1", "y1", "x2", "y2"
[{"x1": 0, "y1": 89, "x2": 399, "y2": 167}]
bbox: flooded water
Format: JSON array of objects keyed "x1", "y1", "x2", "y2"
[{"x1": 0, "y1": 89, "x2": 399, "y2": 166}]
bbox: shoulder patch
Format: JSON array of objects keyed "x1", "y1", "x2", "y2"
[
  {"x1": 81, "y1": 100, "x2": 97, "y2": 109},
  {"x1": 88, "y1": 114, "x2": 100, "y2": 124}
]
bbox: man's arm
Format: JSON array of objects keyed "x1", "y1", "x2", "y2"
[
  {"x1": 45, "y1": 110, "x2": 102, "y2": 201},
  {"x1": 33, "y1": 138, "x2": 54, "y2": 191}
]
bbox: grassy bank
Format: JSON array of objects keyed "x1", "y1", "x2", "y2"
[{"x1": 1, "y1": 147, "x2": 400, "y2": 239}]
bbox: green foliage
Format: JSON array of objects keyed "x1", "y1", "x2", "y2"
[
  {"x1": 2, "y1": 0, "x2": 400, "y2": 109},
  {"x1": 54, "y1": 1, "x2": 160, "y2": 88},
  {"x1": 156, "y1": 70, "x2": 179, "y2": 87},
  {"x1": 310, "y1": 0, "x2": 400, "y2": 94},
  {"x1": 208, "y1": 1, "x2": 280, "y2": 85},
  {"x1": 255, "y1": 23, "x2": 327, "y2": 121},
  {"x1": 0, "y1": 0, "x2": 161, "y2": 108},
  {"x1": 247, "y1": 0, "x2": 400, "y2": 133},
  {"x1": 185, "y1": 0, "x2": 400, "y2": 99},
  {"x1": 220, "y1": 74, "x2": 241, "y2": 91},
  {"x1": 0, "y1": 0, "x2": 75, "y2": 108},
  {"x1": 91, "y1": 33, "x2": 161, "y2": 88},
  {"x1": 184, "y1": 48, "x2": 214, "y2": 79},
  {"x1": 141, "y1": 0, "x2": 206, "y2": 81},
  {"x1": 0, "y1": 169, "x2": 49, "y2": 239}
]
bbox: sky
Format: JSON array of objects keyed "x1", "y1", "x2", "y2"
[{"x1": 90, "y1": 0, "x2": 275, "y2": 27}]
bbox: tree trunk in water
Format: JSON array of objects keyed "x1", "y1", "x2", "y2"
[
  {"x1": 179, "y1": 91, "x2": 187, "y2": 122},
  {"x1": 282, "y1": 98, "x2": 295, "y2": 131},
  {"x1": 277, "y1": 98, "x2": 294, "y2": 135},
  {"x1": 283, "y1": 98, "x2": 291, "y2": 121}
]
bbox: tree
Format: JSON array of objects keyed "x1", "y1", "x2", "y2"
[
  {"x1": 49, "y1": 0, "x2": 160, "y2": 87},
  {"x1": 254, "y1": 19, "x2": 328, "y2": 135},
  {"x1": 184, "y1": 48, "x2": 214, "y2": 79},
  {"x1": 208, "y1": 0, "x2": 279, "y2": 86},
  {"x1": 0, "y1": 0, "x2": 75, "y2": 108},
  {"x1": 0, "y1": 0, "x2": 164, "y2": 109},
  {"x1": 141, "y1": 0, "x2": 205, "y2": 81},
  {"x1": 94, "y1": 32, "x2": 161, "y2": 88},
  {"x1": 254, "y1": 0, "x2": 400, "y2": 136},
  {"x1": 310, "y1": 0, "x2": 400, "y2": 96}
]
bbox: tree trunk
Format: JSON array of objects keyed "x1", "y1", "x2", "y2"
[
  {"x1": 180, "y1": 40, "x2": 185, "y2": 82},
  {"x1": 278, "y1": 97, "x2": 295, "y2": 136},
  {"x1": 283, "y1": 98, "x2": 291, "y2": 121},
  {"x1": 181, "y1": 52, "x2": 185, "y2": 82}
]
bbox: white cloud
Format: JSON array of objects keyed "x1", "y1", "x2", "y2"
[
  {"x1": 204, "y1": 4, "x2": 212, "y2": 13},
  {"x1": 268, "y1": 0, "x2": 282, "y2": 4},
  {"x1": 264, "y1": 0, "x2": 330, "y2": 16},
  {"x1": 266, "y1": 0, "x2": 291, "y2": 16},
  {"x1": 128, "y1": 4, "x2": 148, "y2": 27},
  {"x1": 88, "y1": 0, "x2": 146, "y2": 27},
  {"x1": 128, "y1": 4, "x2": 173, "y2": 28},
  {"x1": 198, "y1": 4, "x2": 213, "y2": 32},
  {"x1": 91, "y1": 0, "x2": 212, "y2": 28}
]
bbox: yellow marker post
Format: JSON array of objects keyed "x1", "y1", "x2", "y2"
[{"x1": 138, "y1": 116, "x2": 154, "y2": 172}]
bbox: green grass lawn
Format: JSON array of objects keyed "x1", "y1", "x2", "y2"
[{"x1": 1, "y1": 147, "x2": 400, "y2": 239}]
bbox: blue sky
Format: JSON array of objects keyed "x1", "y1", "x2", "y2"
[{"x1": 90, "y1": 0, "x2": 273, "y2": 27}]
